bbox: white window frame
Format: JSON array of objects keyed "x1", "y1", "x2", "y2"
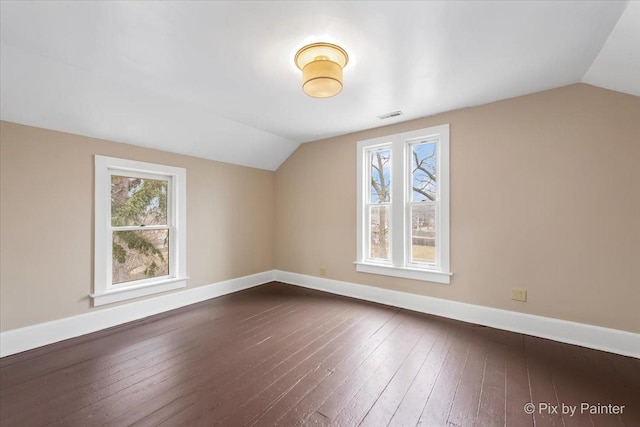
[
  {"x1": 92, "y1": 156, "x2": 188, "y2": 306},
  {"x1": 355, "y1": 124, "x2": 452, "y2": 284}
]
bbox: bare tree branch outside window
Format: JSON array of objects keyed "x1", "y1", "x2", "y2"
[
  {"x1": 369, "y1": 149, "x2": 390, "y2": 259},
  {"x1": 411, "y1": 142, "x2": 437, "y2": 263}
]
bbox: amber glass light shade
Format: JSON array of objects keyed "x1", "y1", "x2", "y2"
[{"x1": 295, "y1": 42, "x2": 349, "y2": 98}]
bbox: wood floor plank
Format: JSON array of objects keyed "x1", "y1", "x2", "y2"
[
  {"x1": 0, "y1": 282, "x2": 637, "y2": 427},
  {"x1": 333, "y1": 315, "x2": 445, "y2": 427},
  {"x1": 502, "y1": 331, "x2": 534, "y2": 427},
  {"x1": 553, "y1": 340, "x2": 626, "y2": 427},
  {"x1": 249, "y1": 305, "x2": 398, "y2": 427},
  {"x1": 415, "y1": 325, "x2": 474, "y2": 426},
  {"x1": 274, "y1": 309, "x2": 406, "y2": 426},
  {"x1": 358, "y1": 318, "x2": 451, "y2": 427},
  {"x1": 208, "y1": 303, "x2": 382, "y2": 426},
  {"x1": 3, "y1": 288, "x2": 315, "y2": 425},
  {"x1": 385, "y1": 320, "x2": 459, "y2": 427},
  {"x1": 0, "y1": 290, "x2": 305, "y2": 412},
  {"x1": 474, "y1": 329, "x2": 508, "y2": 427},
  {"x1": 311, "y1": 315, "x2": 427, "y2": 423},
  {"x1": 42, "y1": 292, "x2": 342, "y2": 426},
  {"x1": 130, "y1": 316, "x2": 359, "y2": 425},
  {"x1": 581, "y1": 346, "x2": 638, "y2": 426},
  {"x1": 0, "y1": 283, "x2": 306, "y2": 390},
  {"x1": 445, "y1": 325, "x2": 491, "y2": 427},
  {"x1": 547, "y1": 340, "x2": 603, "y2": 427},
  {"x1": 524, "y1": 336, "x2": 565, "y2": 427},
  {"x1": 145, "y1": 298, "x2": 362, "y2": 426},
  {"x1": 327, "y1": 317, "x2": 430, "y2": 426}
]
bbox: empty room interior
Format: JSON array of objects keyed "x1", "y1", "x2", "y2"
[{"x1": 1, "y1": 1, "x2": 639, "y2": 426}]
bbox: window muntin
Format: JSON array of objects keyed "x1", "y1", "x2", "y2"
[{"x1": 356, "y1": 124, "x2": 450, "y2": 284}]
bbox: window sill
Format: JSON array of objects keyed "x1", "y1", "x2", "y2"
[
  {"x1": 354, "y1": 262, "x2": 452, "y2": 284},
  {"x1": 91, "y1": 277, "x2": 188, "y2": 306}
]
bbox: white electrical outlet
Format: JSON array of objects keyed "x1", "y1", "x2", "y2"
[{"x1": 320, "y1": 267, "x2": 327, "y2": 277}]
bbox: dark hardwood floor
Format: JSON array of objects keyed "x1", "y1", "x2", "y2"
[{"x1": 0, "y1": 282, "x2": 638, "y2": 426}]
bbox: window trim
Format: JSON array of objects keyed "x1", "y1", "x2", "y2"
[
  {"x1": 92, "y1": 156, "x2": 188, "y2": 306},
  {"x1": 355, "y1": 124, "x2": 451, "y2": 284}
]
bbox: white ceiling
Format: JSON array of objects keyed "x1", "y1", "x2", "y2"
[
  {"x1": 1, "y1": 1, "x2": 637, "y2": 170},
  {"x1": 583, "y1": 1, "x2": 640, "y2": 96}
]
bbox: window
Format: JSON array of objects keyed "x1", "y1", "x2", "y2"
[
  {"x1": 356, "y1": 124, "x2": 451, "y2": 284},
  {"x1": 92, "y1": 156, "x2": 187, "y2": 306}
]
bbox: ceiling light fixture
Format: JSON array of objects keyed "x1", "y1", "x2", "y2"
[{"x1": 294, "y1": 42, "x2": 349, "y2": 98}]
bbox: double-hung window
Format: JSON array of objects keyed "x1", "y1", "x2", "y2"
[
  {"x1": 92, "y1": 156, "x2": 188, "y2": 306},
  {"x1": 356, "y1": 124, "x2": 451, "y2": 284}
]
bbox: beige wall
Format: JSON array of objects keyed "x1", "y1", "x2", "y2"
[
  {"x1": 275, "y1": 84, "x2": 640, "y2": 333},
  {"x1": 2, "y1": 83, "x2": 638, "y2": 335},
  {"x1": 0, "y1": 122, "x2": 275, "y2": 331}
]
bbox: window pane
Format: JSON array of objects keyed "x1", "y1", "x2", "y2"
[
  {"x1": 411, "y1": 142, "x2": 437, "y2": 202},
  {"x1": 112, "y1": 229, "x2": 169, "y2": 284},
  {"x1": 369, "y1": 205, "x2": 390, "y2": 260},
  {"x1": 111, "y1": 176, "x2": 168, "y2": 226},
  {"x1": 411, "y1": 204, "x2": 436, "y2": 264},
  {"x1": 370, "y1": 148, "x2": 391, "y2": 203}
]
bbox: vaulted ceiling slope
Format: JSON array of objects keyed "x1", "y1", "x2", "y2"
[{"x1": 1, "y1": 1, "x2": 637, "y2": 171}]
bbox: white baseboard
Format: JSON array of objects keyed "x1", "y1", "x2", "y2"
[
  {"x1": 274, "y1": 270, "x2": 640, "y2": 359},
  {"x1": 4, "y1": 270, "x2": 637, "y2": 359},
  {"x1": 0, "y1": 270, "x2": 275, "y2": 358}
]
